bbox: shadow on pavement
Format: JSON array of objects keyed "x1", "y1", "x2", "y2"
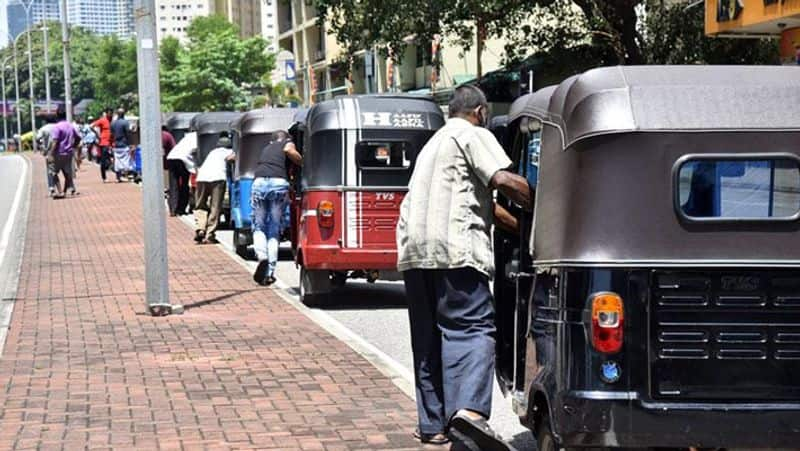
[
  {"x1": 286, "y1": 281, "x2": 408, "y2": 310},
  {"x1": 182, "y1": 289, "x2": 261, "y2": 310}
]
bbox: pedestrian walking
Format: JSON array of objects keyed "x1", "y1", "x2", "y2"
[
  {"x1": 193, "y1": 132, "x2": 234, "y2": 244},
  {"x1": 251, "y1": 130, "x2": 302, "y2": 286},
  {"x1": 396, "y1": 85, "x2": 532, "y2": 450},
  {"x1": 38, "y1": 119, "x2": 58, "y2": 196},
  {"x1": 165, "y1": 131, "x2": 195, "y2": 216},
  {"x1": 92, "y1": 108, "x2": 114, "y2": 182},
  {"x1": 111, "y1": 108, "x2": 133, "y2": 182},
  {"x1": 81, "y1": 116, "x2": 98, "y2": 163},
  {"x1": 46, "y1": 109, "x2": 82, "y2": 198}
]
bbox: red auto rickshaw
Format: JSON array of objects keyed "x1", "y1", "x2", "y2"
[{"x1": 290, "y1": 95, "x2": 444, "y2": 305}]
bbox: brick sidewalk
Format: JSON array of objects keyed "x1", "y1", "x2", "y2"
[{"x1": 0, "y1": 156, "x2": 424, "y2": 450}]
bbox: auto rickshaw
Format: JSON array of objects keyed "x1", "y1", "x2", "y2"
[
  {"x1": 291, "y1": 95, "x2": 445, "y2": 305},
  {"x1": 494, "y1": 66, "x2": 800, "y2": 450},
  {"x1": 190, "y1": 111, "x2": 243, "y2": 224},
  {"x1": 165, "y1": 112, "x2": 199, "y2": 144},
  {"x1": 229, "y1": 108, "x2": 298, "y2": 257}
]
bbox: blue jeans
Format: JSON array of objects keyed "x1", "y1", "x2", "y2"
[{"x1": 251, "y1": 177, "x2": 289, "y2": 276}]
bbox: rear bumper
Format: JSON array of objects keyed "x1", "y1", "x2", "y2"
[
  {"x1": 301, "y1": 245, "x2": 397, "y2": 271},
  {"x1": 557, "y1": 392, "x2": 800, "y2": 447}
]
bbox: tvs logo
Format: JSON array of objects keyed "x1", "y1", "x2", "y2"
[{"x1": 362, "y1": 112, "x2": 425, "y2": 128}]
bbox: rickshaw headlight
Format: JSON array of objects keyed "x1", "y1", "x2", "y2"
[
  {"x1": 317, "y1": 200, "x2": 335, "y2": 228},
  {"x1": 591, "y1": 292, "x2": 624, "y2": 354}
]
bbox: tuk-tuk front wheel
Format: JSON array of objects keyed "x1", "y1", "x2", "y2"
[{"x1": 299, "y1": 268, "x2": 331, "y2": 307}]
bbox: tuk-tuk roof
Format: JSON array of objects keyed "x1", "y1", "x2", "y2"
[
  {"x1": 306, "y1": 94, "x2": 444, "y2": 134},
  {"x1": 231, "y1": 108, "x2": 299, "y2": 136},
  {"x1": 511, "y1": 66, "x2": 800, "y2": 148},
  {"x1": 164, "y1": 112, "x2": 199, "y2": 130},
  {"x1": 190, "y1": 111, "x2": 243, "y2": 135}
]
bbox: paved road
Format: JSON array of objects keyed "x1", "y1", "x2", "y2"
[
  {"x1": 212, "y1": 228, "x2": 537, "y2": 450},
  {"x1": 0, "y1": 154, "x2": 29, "y2": 354}
]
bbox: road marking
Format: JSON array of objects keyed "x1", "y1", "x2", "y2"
[
  {"x1": 0, "y1": 155, "x2": 27, "y2": 266},
  {"x1": 177, "y1": 214, "x2": 416, "y2": 399},
  {"x1": 0, "y1": 154, "x2": 30, "y2": 356}
]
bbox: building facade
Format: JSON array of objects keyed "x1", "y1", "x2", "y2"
[
  {"x1": 156, "y1": 0, "x2": 261, "y2": 42},
  {"x1": 260, "y1": 0, "x2": 277, "y2": 52},
  {"x1": 705, "y1": 0, "x2": 798, "y2": 63},
  {"x1": 68, "y1": 0, "x2": 133, "y2": 36},
  {"x1": 276, "y1": 0, "x2": 509, "y2": 105},
  {"x1": 4, "y1": 0, "x2": 27, "y2": 44},
  {"x1": 30, "y1": 0, "x2": 60, "y2": 25}
]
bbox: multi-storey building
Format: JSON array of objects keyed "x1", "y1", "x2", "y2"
[
  {"x1": 156, "y1": 0, "x2": 261, "y2": 43},
  {"x1": 260, "y1": 0, "x2": 277, "y2": 52},
  {"x1": 275, "y1": 0, "x2": 508, "y2": 104},
  {"x1": 67, "y1": 0, "x2": 133, "y2": 36},
  {"x1": 30, "y1": 0, "x2": 60, "y2": 25},
  {"x1": 3, "y1": 0, "x2": 27, "y2": 44}
]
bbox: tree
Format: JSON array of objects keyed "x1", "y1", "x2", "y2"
[
  {"x1": 161, "y1": 15, "x2": 275, "y2": 111},
  {"x1": 91, "y1": 35, "x2": 138, "y2": 112},
  {"x1": 642, "y1": 0, "x2": 777, "y2": 65}
]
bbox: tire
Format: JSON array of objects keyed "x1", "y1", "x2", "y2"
[
  {"x1": 331, "y1": 272, "x2": 347, "y2": 289},
  {"x1": 299, "y1": 267, "x2": 331, "y2": 307},
  {"x1": 536, "y1": 416, "x2": 560, "y2": 451}
]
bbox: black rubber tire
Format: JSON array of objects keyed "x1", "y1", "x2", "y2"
[
  {"x1": 299, "y1": 267, "x2": 330, "y2": 307},
  {"x1": 536, "y1": 416, "x2": 559, "y2": 451},
  {"x1": 233, "y1": 230, "x2": 249, "y2": 259}
]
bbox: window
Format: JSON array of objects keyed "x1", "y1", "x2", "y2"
[
  {"x1": 676, "y1": 155, "x2": 800, "y2": 221},
  {"x1": 356, "y1": 141, "x2": 411, "y2": 169}
]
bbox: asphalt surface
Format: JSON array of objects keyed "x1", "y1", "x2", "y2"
[
  {"x1": 0, "y1": 154, "x2": 29, "y2": 355},
  {"x1": 212, "y1": 228, "x2": 537, "y2": 450}
]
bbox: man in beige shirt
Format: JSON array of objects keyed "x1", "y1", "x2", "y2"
[{"x1": 397, "y1": 85, "x2": 531, "y2": 449}]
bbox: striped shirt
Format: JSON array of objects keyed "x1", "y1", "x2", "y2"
[{"x1": 397, "y1": 117, "x2": 512, "y2": 278}]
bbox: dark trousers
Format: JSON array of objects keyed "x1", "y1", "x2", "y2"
[
  {"x1": 403, "y1": 267, "x2": 496, "y2": 434},
  {"x1": 194, "y1": 180, "x2": 226, "y2": 238},
  {"x1": 167, "y1": 160, "x2": 190, "y2": 215},
  {"x1": 98, "y1": 146, "x2": 112, "y2": 181}
]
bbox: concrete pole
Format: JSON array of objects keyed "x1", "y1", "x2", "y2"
[
  {"x1": 1, "y1": 57, "x2": 10, "y2": 147},
  {"x1": 13, "y1": 40, "x2": 22, "y2": 138},
  {"x1": 42, "y1": 22, "x2": 52, "y2": 117},
  {"x1": 25, "y1": 8, "x2": 38, "y2": 152},
  {"x1": 60, "y1": 0, "x2": 72, "y2": 122},
  {"x1": 133, "y1": 0, "x2": 178, "y2": 315}
]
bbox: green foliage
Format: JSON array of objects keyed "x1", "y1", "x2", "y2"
[
  {"x1": 161, "y1": 15, "x2": 276, "y2": 112},
  {"x1": 642, "y1": 1, "x2": 778, "y2": 64},
  {"x1": 91, "y1": 35, "x2": 138, "y2": 111}
]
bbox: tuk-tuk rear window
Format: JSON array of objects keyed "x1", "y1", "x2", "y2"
[
  {"x1": 356, "y1": 141, "x2": 411, "y2": 170},
  {"x1": 676, "y1": 155, "x2": 800, "y2": 221}
]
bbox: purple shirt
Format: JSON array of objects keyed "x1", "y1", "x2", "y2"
[{"x1": 50, "y1": 120, "x2": 81, "y2": 156}]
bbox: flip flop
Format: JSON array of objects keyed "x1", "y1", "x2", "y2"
[
  {"x1": 413, "y1": 429, "x2": 450, "y2": 445},
  {"x1": 449, "y1": 413, "x2": 516, "y2": 451}
]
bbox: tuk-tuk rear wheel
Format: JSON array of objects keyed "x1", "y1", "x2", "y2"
[
  {"x1": 299, "y1": 268, "x2": 331, "y2": 307},
  {"x1": 536, "y1": 416, "x2": 573, "y2": 451}
]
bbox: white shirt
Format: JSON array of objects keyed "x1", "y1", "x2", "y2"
[
  {"x1": 167, "y1": 132, "x2": 197, "y2": 173},
  {"x1": 396, "y1": 117, "x2": 512, "y2": 278},
  {"x1": 196, "y1": 147, "x2": 233, "y2": 182}
]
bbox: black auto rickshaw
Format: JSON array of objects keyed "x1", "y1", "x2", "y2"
[
  {"x1": 164, "y1": 112, "x2": 199, "y2": 144},
  {"x1": 189, "y1": 111, "x2": 243, "y2": 224},
  {"x1": 229, "y1": 108, "x2": 299, "y2": 257},
  {"x1": 494, "y1": 66, "x2": 800, "y2": 449},
  {"x1": 291, "y1": 95, "x2": 444, "y2": 305}
]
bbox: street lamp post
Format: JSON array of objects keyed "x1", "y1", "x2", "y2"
[
  {"x1": 25, "y1": 6, "x2": 38, "y2": 152},
  {"x1": 42, "y1": 22, "x2": 51, "y2": 118},
  {"x1": 60, "y1": 0, "x2": 72, "y2": 122},
  {"x1": 13, "y1": 35, "x2": 22, "y2": 138},
  {"x1": 1, "y1": 57, "x2": 12, "y2": 147}
]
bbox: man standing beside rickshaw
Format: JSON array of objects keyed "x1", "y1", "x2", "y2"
[
  {"x1": 251, "y1": 130, "x2": 302, "y2": 286},
  {"x1": 397, "y1": 85, "x2": 532, "y2": 450}
]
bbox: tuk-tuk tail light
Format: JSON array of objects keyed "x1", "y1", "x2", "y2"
[
  {"x1": 591, "y1": 292, "x2": 624, "y2": 354},
  {"x1": 317, "y1": 200, "x2": 335, "y2": 228}
]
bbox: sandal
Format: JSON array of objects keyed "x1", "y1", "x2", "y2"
[
  {"x1": 449, "y1": 412, "x2": 516, "y2": 451},
  {"x1": 413, "y1": 428, "x2": 450, "y2": 445}
]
